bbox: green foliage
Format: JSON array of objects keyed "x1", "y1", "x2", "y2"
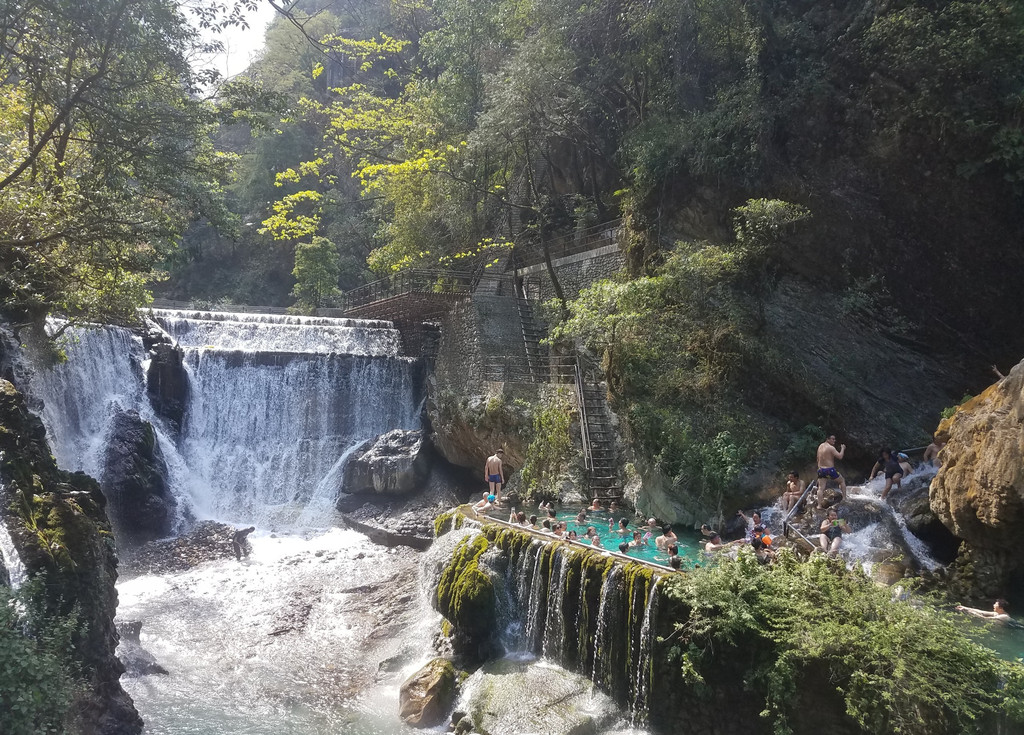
[
  {"x1": 780, "y1": 425, "x2": 826, "y2": 471},
  {"x1": 519, "y1": 389, "x2": 574, "y2": 500},
  {"x1": 0, "y1": 0, "x2": 268, "y2": 328},
  {"x1": 0, "y1": 579, "x2": 82, "y2": 735},
  {"x1": 941, "y1": 393, "x2": 975, "y2": 420},
  {"x1": 662, "y1": 553, "x2": 1024, "y2": 734},
  {"x1": 290, "y1": 236, "x2": 342, "y2": 312}
]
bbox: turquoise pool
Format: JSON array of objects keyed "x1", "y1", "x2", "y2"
[{"x1": 484, "y1": 505, "x2": 703, "y2": 568}]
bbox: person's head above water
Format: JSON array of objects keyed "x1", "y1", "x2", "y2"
[
  {"x1": 995, "y1": 599, "x2": 1010, "y2": 614},
  {"x1": 618, "y1": 542, "x2": 629, "y2": 553},
  {"x1": 662, "y1": 524, "x2": 673, "y2": 535},
  {"x1": 619, "y1": 518, "x2": 628, "y2": 529}
]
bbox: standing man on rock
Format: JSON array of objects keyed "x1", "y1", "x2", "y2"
[
  {"x1": 232, "y1": 526, "x2": 255, "y2": 561},
  {"x1": 485, "y1": 449, "x2": 505, "y2": 504},
  {"x1": 815, "y1": 434, "x2": 847, "y2": 509}
]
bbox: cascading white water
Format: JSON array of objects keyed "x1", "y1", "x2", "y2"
[
  {"x1": 542, "y1": 547, "x2": 569, "y2": 659},
  {"x1": 630, "y1": 579, "x2": 660, "y2": 725},
  {"x1": 25, "y1": 310, "x2": 421, "y2": 529},
  {"x1": 30, "y1": 324, "x2": 148, "y2": 480},
  {"x1": 0, "y1": 516, "x2": 27, "y2": 590},
  {"x1": 590, "y1": 566, "x2": 622, "y2": 688}
]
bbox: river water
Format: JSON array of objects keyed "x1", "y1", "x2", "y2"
[{"x1": 18, "y1": 310, "x2": 649, "y2": 734}]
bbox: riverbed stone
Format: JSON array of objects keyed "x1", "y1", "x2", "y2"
[
  {"x1": 460, "y1": 658, "x2": 617, "y2": 735},
  {"x1": 398, "y1": 657, "x2": 457, "y2": 727},
  {"x1": 342, "y1": 429, "x2": 432, "y2": 496}
]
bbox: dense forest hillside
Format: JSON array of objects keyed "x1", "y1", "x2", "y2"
[{"x1": 154, "y1": 0, "x2": 1024, "y2": 506}]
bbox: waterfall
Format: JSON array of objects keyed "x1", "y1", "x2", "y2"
[
  {"x1": 590, "y1": 565, "x2": 622, "y2": 689},
  {"x1": 0, "y1": 516, "x2": 27, "y2": 590},
  {"x1": 542, "y1": 547, "x2": 569, "y2": 659},
  {"x1": 630, "y1": 579, "x2": 660, "y2": 725},
  {"x1": 22, "y1": 310, "x2": 422, "y2": 529}
]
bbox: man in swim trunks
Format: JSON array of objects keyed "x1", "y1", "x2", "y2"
[
  {"x1": 485, "y1": 449, "x2": 505, "y2": 503},
  {"x1": 815, "y1": 434, "x2": 846, "y2": 509},
  {"x1": 781, "y1": 471, "x2": 805, "y2": 512}
]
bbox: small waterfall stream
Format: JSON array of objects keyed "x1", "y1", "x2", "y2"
[{"x1": 0, "y1": 515, "x2": 27, "y2": 590}]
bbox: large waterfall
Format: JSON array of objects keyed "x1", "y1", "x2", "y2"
[{"x1": 27, "y1": 310, "x2": 422, "y2": 528}]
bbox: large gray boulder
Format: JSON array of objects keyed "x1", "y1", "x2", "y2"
[
  {"x1": 458, "y1": 658, "x2": 618, "y2": 735},
  {"x1": 342, "y1": 430, "x2": 431, "y2": 496},
  {"x1": 101, "y1": 409, "x2": 176, "y2": 546},
  {"x1": 142, "y1": 328, "x2": 188, "y2": 433}
]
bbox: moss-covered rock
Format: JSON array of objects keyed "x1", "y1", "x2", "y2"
[
  {"x1": 435, "y1": 534, "x2": 495, "y2": 640},
  {"x1": 398, "y1": 657, "x2": 458, "y2": 727},
  {"x1": 0, "y1": 378, "x2": 142, "y2": 734}
]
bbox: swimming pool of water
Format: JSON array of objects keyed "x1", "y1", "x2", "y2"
[{"x1": 484, "y1": 506, "x2": 704, "y2": 567}]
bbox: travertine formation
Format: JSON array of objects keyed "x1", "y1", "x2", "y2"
[{"x1": 930, "y1": 358, "x2": 1024, "y2": 595}]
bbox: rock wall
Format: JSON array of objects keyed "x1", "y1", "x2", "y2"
[
  {"x1": 520, "y1": 245, "x2": 626, "y2": 301},
  {"x1": 930, "y1": 358, "x2": 1024, "y2": 597},
  {"x1": 0, "y1": 379, "x2": 141, "y2": 734}
]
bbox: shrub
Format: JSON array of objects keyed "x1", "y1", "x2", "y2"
[
  {"x1": 0, "y1": 578, "x2": 82, "y2": 735},
  {"x1": 662, "y1": 552, "x2": 1024, "y2": 734}
]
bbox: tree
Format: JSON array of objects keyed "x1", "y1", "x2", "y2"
[
  {"x1": 291, "y1": 236, "x2": 341, "y2": 311},
  {"x1": 0, "y1": 0, "x2": 265, "y2": 330}
]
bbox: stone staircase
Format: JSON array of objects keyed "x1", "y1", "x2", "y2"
[
  {"x1": 515, "y1": 293, "x2": 548, "y2": 381},
  {"x1": 575, "y1": 360, "x2": 623, "y2": 501}
]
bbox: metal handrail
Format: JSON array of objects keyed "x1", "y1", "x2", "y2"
[
  {"x1": 780, "y1": 482, "x2": 824, "y2": 551},
  {"x1": 514, "y1": 219, "x2": 623, "y2": 268},
  {"x1": 575, "y1": 355, "x2": 593, "y2": 472},
  {"x1": 480, "y1": 355, "x2": 575, "y2": 384}
]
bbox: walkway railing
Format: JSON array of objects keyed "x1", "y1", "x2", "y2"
[
  {"x1": 480, "y1": 354, "x2": 575, "y2": 384},
  {"x1": 514, "y1": 219, "x2": 623, "y2": 268},
  {"x1": 575, "y1": 355, "x2": 593, "y2": 471},
  {"x1": 338, "y1": 269, "x2": 476, "y2": 312}
]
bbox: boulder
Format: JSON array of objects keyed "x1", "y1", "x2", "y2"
[
  {"x1": 458, "y1": 658, "x2": 617, "y2": 735},
  {"x1": 143, "y1": 328, "x2": 188, "y2": 433},
  {"x1": 398, "y1": 657, "x2": 457, "y2": 727},
  {"x1": 930, "y1": 359, "x2": 1024, "y2": 595},
  {"x1": 116, "y1": 620, "x2": 169, "y2": 676},
  {"x1": 101, "y1": 409, "x2": 177, "y2": 546},
  {"x1": 342, "y1": 429, "x2": 432, "y2": 496}
]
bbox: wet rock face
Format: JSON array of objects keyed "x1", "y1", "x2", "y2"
[
  {"x1": 142, "y1": 328, "x2": 188, "y2": 433},
  {"x1": 0, "y1": 379, "x2": 142, "y2": 735},
  {"x1": 930, "y1": 359, "x2": 1024, "y2": 595},
  {"x1": 342, "y1": 429, "x2": 432, "y2": 496},
  {"x1": 399, "y1": 657, "x2": 457, "y2": 727},
  {"x1": 124, "y1": 520, "x2": 236, "y2": 577},
  {"x1": 101, "y1": 409, "x2": 177, "y2": 546}
]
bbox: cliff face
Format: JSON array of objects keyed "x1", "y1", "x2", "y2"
[
  {"x1": 930, "y1": 358, "x2": 1024, "y2": 597},
  {"x1": 0, "y1": 379, "x2": 142, "y2": 734}
]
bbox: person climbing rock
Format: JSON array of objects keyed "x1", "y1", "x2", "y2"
[
  {"x1": 231, "y1": 526, "x2": 255, "y2": 561},
  {"x1": 923, "y1": 436, "x2": 945, "y2": 466},
  {"x1": 815, "y1": 434, "x2": 847, "y2": 509},
  {"x1": 869, "y1": 449, "x2": 904, "y2": 500},
  {"x1": 485, "y1": 449, "x2": 505, "y2": 503}
]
